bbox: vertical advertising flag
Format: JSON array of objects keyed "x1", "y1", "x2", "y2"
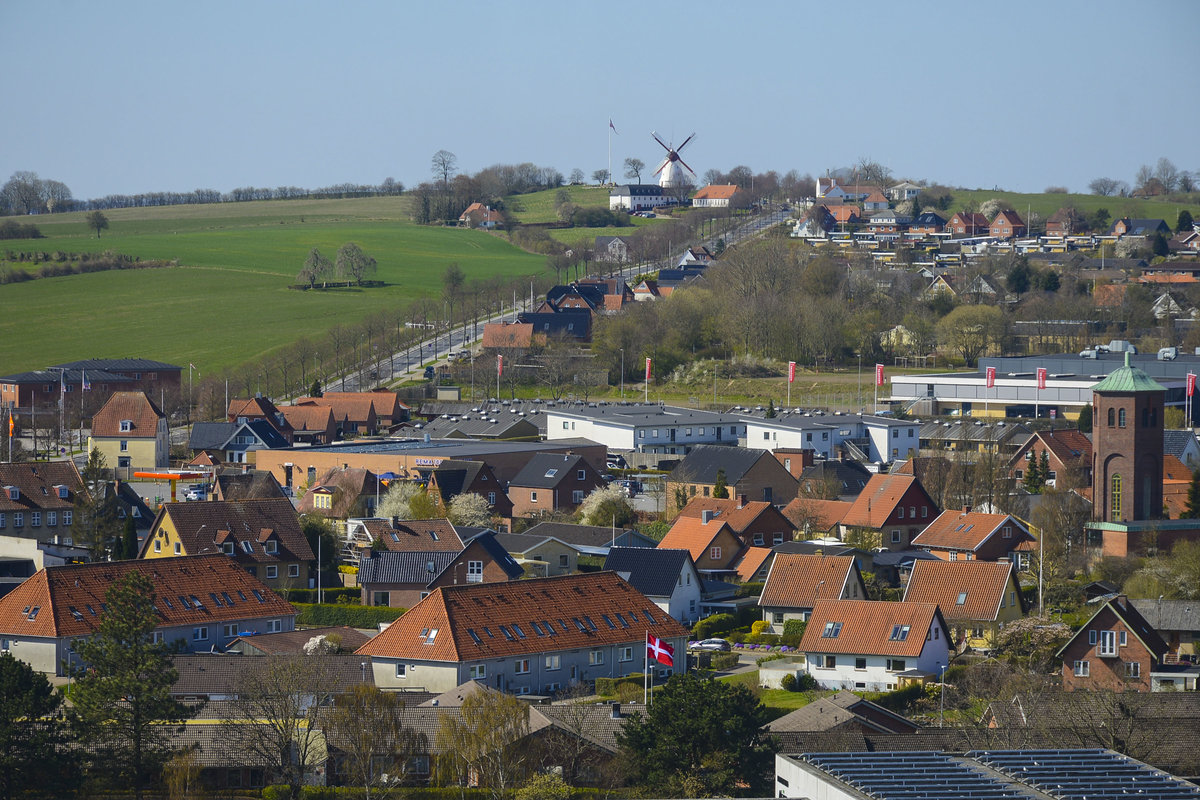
[
  {"x1": 1036, "y1": 367, "x2": 1047, "y2": 390},
  {"x1": 986, "y1": 366, "x2": 996, "y2": 389},
  {"x1": 875, "y1": 364, "x2": 884, "y2": 387},
  {"x1": 788, "y1": 361, "x2": 796, "y2": 383},
  {"x1": 497, "y1": 355, "x2": 503, "y2": 377},
  {"x1": 1188, "y1": 373, "x2": 1196, "y2": 398},
  {"x1": 645, "y1": 357, "x2": 652, "y2": 381}
]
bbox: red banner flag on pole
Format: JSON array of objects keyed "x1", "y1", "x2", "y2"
[
  {"x1": 1188, "y1": 373, "x2": 1196, "y2": 398},
  {"x1": 788, "y1": 361, "x2": 796, "y2": 383},
  {"x1": 497, "y1": 355, "x2": 503, "y2": 377},
  {"x1": 645, "y1": 357, "x2": 652, "y2": 381},
  {"x1": 986, "y1": 366, "x2": 996, "y2": 389},
  {"x1": 875, "y1": 364, "x2": 884, "y2": 387},
  {"x1": 1036, "y1": 367, "x2": 1047, "y2": 390},
  {"x1": 646, "y1": 632, "x2": 674, "y2": 667}
]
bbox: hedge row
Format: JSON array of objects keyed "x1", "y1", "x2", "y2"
[
  {"x1": 595, "y1": 673, "x2": 645, "y2": 696},
  {"x1": 291, "y1": 603, "x2": 405, "y2": 628},
  {"x1": 708, "y1": 652, "x2": 739, "y2": 671},
  {"x1": 278, "y1": 587, "x2": 360, "y2": 604}
]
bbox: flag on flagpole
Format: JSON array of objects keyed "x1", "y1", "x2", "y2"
[
  {"x1": 1188, "y1": 373, "x2": 1196, "y2": 398},
  {"x1": 7, "y1": 414, "x2": 12, "y2": 436},
  {"x1": 1036, "y1": 367, "x2": 1047, "y2": 390},
  {"x1": 788, "y1": 361, "x2": 796, "y2": 383},
  {"x1": 645, "y1": 357, "x2": 652, "y2": 382},
  {"x1": 986, "y1": 366, "x2": 996, "y2": 389},
  {"x1": 646, "y1": 632, "x2": 674, "y2": 667},
  {"x1": 609, "y1": 119, "x2": 618, "y2": 134},
  {"x1": 875, "y1": 364, "x2": 885, "y2": 387},
  {"x1": 497, "y1": 355, "x2": 504, "y2": 377},
  {"x1": 82, "y1": 370, "x2": 91, "y2": 391}
]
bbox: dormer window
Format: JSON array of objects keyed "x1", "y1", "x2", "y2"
[
  {"x1": 264, "y1": 540, "x2": 277, "y2": 554},
  {"x1": 120, "y1": 420, "x2": 133, "y2": 432},
  {"x1": 5, "y1": 487, "x2": 17, "y2": 501},
  {"x1": 55, "y1": 485, "x2": 69, "y2": 499},
  {"x1": 241, "y1": 541, "x2": 254, "y2": 554}
]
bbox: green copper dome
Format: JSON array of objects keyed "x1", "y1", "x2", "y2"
[{"x1": 1091, "y1": 352, "x2": 1165, "y2": 394}]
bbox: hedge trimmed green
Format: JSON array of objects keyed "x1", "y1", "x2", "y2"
[
  {"x1": 278, "y1": 587, "x2": 360, "y2": 604},
  {"x1": 709, "y1": 652, "x2": 739, "y2": 671},
  {"x1": 595, "y1": 673, "x2": 645, "y2": 697},
  {"x1": 291, "y1": 602, "x2": 405, "y2": 628},
  {"x1": 692, "y1": 613, "x2": 735, "y2": 639}
]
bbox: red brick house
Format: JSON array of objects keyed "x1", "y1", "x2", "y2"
[
  {"x1": 426, "y1": 459, "x2": 513, "y2": 520},
  {"x1": 1057, "y1": 595, "x2": 1167, "y2": 692},
  {"x1": 1045, "y1": 207, "x2": 1086, "y2": 236},
  {"x1": 358, "y1": 530, "x2": 524, "y2": 608},
  {"x1": 945, "y1": 212, "x2": 989, "y2": 237},
  {"x1": 838, "y1": 474, "x2": 939, "y2": 550},
  {"x1": 657, "y1": 513, "x2": 744, "y2": 574},
  {"x1": 1007, "y1": 428, "x2": 1093, "y2": 488},
  {"x1": 989, "y1": 210, "x2": 1027, "y2": 239},
  {"x1": 507, "y1": 453, "x2": 607, "y2": 518},
  {"x1": 675, "y1": 495, "x2": 795, "y2": 548},
  {"x1": 911, "y1": 510, "x2": 1034, "y2": 562}
]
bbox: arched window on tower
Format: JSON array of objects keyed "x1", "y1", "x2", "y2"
[
  {"x1": 1111, "y1": 473, "x2": 1122, "y2": 518},
  {"x1": 1118, "y1": 408, "x2": 1126, "y2": 428},
  {"x1": 1107, "y1": 408, "x2": 1115, "y2": 427}
]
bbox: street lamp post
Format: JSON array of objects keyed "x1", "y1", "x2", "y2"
[
  {"x1": 939, "y1": 663, "x2": 948, "y2": 727},
  {"x1": 620, "y1": 348, "x2": 625, "y2": 399}
]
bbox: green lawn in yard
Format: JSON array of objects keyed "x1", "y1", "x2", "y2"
[
  {"x1": 0, "y1": 198, "x2": 544, "y2": 374},
  {"x1": 718, "y1": 669, "x2": 819, "y2": 713}
]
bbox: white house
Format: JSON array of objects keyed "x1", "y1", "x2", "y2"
[
  {"x1": 798, "y1": 599, "x2": 951, "y2": 692},
  {"x1": 609, "y1": 184, "x2": 672, "y2": 212},
  {"x1": 691, "y1": 184, "x2": 741, "y2": 208},
  {"x1": 604, "y1": 547, "x2": 702, "y2": 625},
  {"x1": 759, "y1": 554, "x2": 867, "y2": 634},
  {"x1": 544, "y1": 404, "x2": 745, "y2": 455},
  {"x1": 738, "y1": 411, "x2": 919, "y2": 465}
]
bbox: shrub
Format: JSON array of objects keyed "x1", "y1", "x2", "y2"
[
  {"x1": 795, "y1": 672, "x2": 818, "y2": 691},
  {"x1": 750, "y1": 620, "x2": 770, "y2": 636},
  {"x1": 781, "y1": 619, "x2": 807, "y2": 647},
  {"x1": 780, "y1": 673, "x2": 797, "y2": 692},
  {"x1": 693, "y1": 613, "x2": 736, "y2": 639},
  {"x1": 291, "y1": 602, "x2": 404, "y2": 628},
  {"x1": 596, "y1": 673, "x2": 644, "y2": 697},
  {"x1": 278, "y1": 587, "x2": 360, "y2": 604},
  {"x1": 863, "y1": 682, "x2": 925, "y2": 713},
  {"x1": 736, "y1": 582, "x2": 765, "y2": 597},
  {"x1": 709, "y1": 652, "x2": 739, "y2": 671}
]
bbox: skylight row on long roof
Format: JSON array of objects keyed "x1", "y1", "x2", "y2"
[{"x1": 463, "y1": 608, "x2": 659, "y2": 646}]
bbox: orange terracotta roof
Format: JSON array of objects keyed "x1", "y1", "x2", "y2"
[
  {"x1": 799, "y1": 599, "x2": 945, "y2": 658},
  {"x1": 188, "y1": 451, "x2": 219, "y2": 466},
  {"x1": 1164, "y1": 479, "x2": 1189, "y2": 519},
  {"x1": 829, "y1": 205, "x2": 861, "y2": 224},
  {"x1": 0, "y1": 462, "x2": 85, "y2": 513},
  {"x1": 0, "y1": 555, "x2": 295, "y2": 639},
  {"x1": 293, "y1": 393, "x2": 386, "y2": 425},
  {"x1": 736, "y1": 547, "x2": 775, "y2": 582},
  {"x1": 676, "y1": 497, "x2": 780, "y2": 534},
  {"x1": 864, "y1": 191, "x2": 888, "y2": 204},
  {"x1": 760, "y1": 554, "x2": 857, "y2": 609},
  {"x1": 782, "y1": 498, "x2": 852, "y2": 532},
  {"x1": 355, "y1": 572, "x2": 690, "y2": 662},
  {"x1": 363, "y1": 518, "x2": 463, "y2": 553},
  {"x1": 1035, "y1": 429, "x2": 1092, "y2": 466},
  {"x1": 1163, "y1": 454, "x2": 1192, "y2": 481},
  {"x1": 228, "y1": 396, "x2": 281, "y2": 420},
  {"x1": 902, "y1": 560, "x2": 1019, "y2": 623},
  {"x1": 657, "y1": 516, "x2": 735, "y2": 563},
  {"x1": 693, "y1": 184, "x2": 740, "y2": 200},
  {"x1": 482, "y1": 322, "x2": 534, "y2": 349},
  {"x1": 1093, "y1": 284, "x2": 1127, "y2": 307},
  {"x1": 1139, "y1": 274, "x2": 1198, "y2": 284},
  {"x1": 911, "y1": 511, "x2": 1030, "y2": 553},
  {"x1": 279, "y1": 404, "x2": 334, "y2": 433},
  {"x1": 840, "y1": 474, "x2": 919, "y2": 529},
  {"x1": 91, "y1": 391, "x2": 164, "y2": 438}
]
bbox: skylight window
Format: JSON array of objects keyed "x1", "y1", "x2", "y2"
[
  {"x1": 70, "y1": 606, "x2": 83, "y2": 621},
  {"x1": 512, "y1": 624, "x2": 526, "y2": 638},
  {"x1": 468, "y1": 628, "x2": 482, "y2": 645},
  {"x1": 642, "y1": 610, "x2": 656, "y2": 625},
  {"x1": 178, "y1": 596, "x2": 190, "y2": 609},
  {"x1": 252, "y1": 589, "x2": 265, "y2": 602},
  {"x1": 425, "y1": 628, "x2": 438, "y2": 644},
  {"x1": 582, "y1": 615, "x2": 597, "y2": 631},
  {"x1": 956, "y1": 592, "x2": 968, "y2": 605},
  {"x1": 222, "y1": 592, "x2": 234, "y2": 605},
  {"x1": 500, "y1": 625, "x2": 515, "y2": 641},
  {"x1": 241, "y1": 541, "x2": 254, "y2": 554},
  {"x1": 390, "y1": 533, "x2": 400, "y2": 542},
  {"x1": 483, "y1": 626, "x2": 494, "y2": 638},
  {"x1": 86, "y1": 604, "x2": 96, "y2": 615},
  {"x1": 210, "y1": 593, "x2": 223, "y2": 607},
  {"x1": 237, "y1": 591, "x2": 247, "y2": 602},
  {"x1": 544, "y1": 468, "x2": 558, "y2": 478},
  {"x1": 889, "y1": 624, "x2": 911, "y2": 641},
  {"x1": 601, "y1": 614, "x2": 616, "y2": 629},
  {"x1": 572, "y1": 618, "x2": 588, "y2": 632},
  {"x1": 190, "y1": 595, "x2": 204, "y2": 609},
  {"x1": 614, "y1": 613, "x2": 630, "y2": 628},
  {"x1": 544, "y1": 620, "x2": 556, "y2": 636},
  {"x1": 822, "y1": 622, "x2": 843, "y2": 638},
  {"x1": 27, "y1": 607, "x2": 39, "y2": 621},
  {"x1": 530, "y1": 621, "x2": 545, "y2": 636}
]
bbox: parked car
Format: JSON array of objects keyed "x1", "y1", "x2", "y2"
[
  {"x1": 692, "y1": 638, "x2": 731, "y2": 652},
  {"x1": 606, "y1": 454, "x2": 627, "y2": 470},
  {"x1": 423, "y1": 365, "x2": 435, "y2": 380},
  {"x1": 183, "y1": 484, "x2": 207, "y2": 501}
]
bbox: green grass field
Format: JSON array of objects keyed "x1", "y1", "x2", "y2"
[
  {"x1": 948, "y1": 189, "x2": 1198, "y2": 228},
  {"x1": 503, "y1": 185, "x2": 612, "y2": 223},
  {"x1": 0, "y1": 197, "x2": 544, "y2": 374}
]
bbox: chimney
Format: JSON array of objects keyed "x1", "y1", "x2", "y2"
[
  {"x1": 610, "y1": 702, "x2": 622, "y2": 719},
  {"x1": 392, "y1": 516, "x2": 401, "y2": 529},
  {"x1": 963, "y1": 504, "x2": 971, "y2": 513},
  {"x1": 701, "y1": 509, "x2": 714, "y2": 525},
  {"x1": 737, "y1": 494, "x2": 747, "y2": 509}
]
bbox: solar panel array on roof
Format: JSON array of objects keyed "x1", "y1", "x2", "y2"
[
  {"x1": 801, "y1": 752, "x2": 1039, "y2": 800},
  {"x1": 968, "y1": 749, "x2": 1200, "y2": 800}
]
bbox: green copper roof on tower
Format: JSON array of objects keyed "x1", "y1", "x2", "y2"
[{"x1": 1091, "y1": 351, "x2": 1166, "y2": 393}]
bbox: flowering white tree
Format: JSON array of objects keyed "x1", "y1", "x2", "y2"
[
  {"x1": 448, "y1": 493, "x2": 492, "y2": 527},
  {"x1": 576, "y1": 484, "x2": 635, "y2": 527}
]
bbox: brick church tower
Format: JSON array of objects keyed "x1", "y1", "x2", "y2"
[{"x1": 1091, "y1": 352, "x2": 1164, "y2": 523}]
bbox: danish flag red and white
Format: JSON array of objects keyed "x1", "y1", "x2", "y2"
[{"x1": 646, "y1": 633, "x2": 674, "y2": 667}]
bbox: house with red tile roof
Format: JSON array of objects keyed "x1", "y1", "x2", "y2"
[
  {"x1": 88, "y1": 391, "x2": 169, "y2": 471},
  {"x1": 691, "y1": 184, "x2": 745, "y2": 208},
  {"x1": 798, "y1": 599, "x2": 951, "y2": 691},
  {"x1": 676, "y1": 495, "x2": 795, "y2": 548},
  {"x1": 735, "y1": 546, "x2": 776, "y2": 583},
  {"x1": 228, "y1": 396, "x2": 294, "y2": 444},
  {"x1": 1007, "y1": 428, "x2": 1093, "y2": 488},
  {"x1": 0, "y1": 462, "x2": 86, "y2": 546},
  {"x1": 356, "y1": 571, "x2": 691, "y2": 693},
  {"x1": 989, "y1": 210, "x2": 1027, "y2": 239},
  {"x1": 838, "y1": 473, "x2": 939, "y2": 551},
  {"x1": 481, "y1": 322, "x2": 536, "y2": 349},
  {"x1": 862, "y1": 190, "x2": 889, "y2": 212},
  {"x1": 782, "y1": 498, "x2": 853, "y2": 537},
  {"x1": 459, "y1": 202, "x2": 502, "y2": 229},
  {"x1": 902, "y1": 560, "x2": 1026, "y2": 652},
  {"x1": 945, "y1": 212, "x2": 990, "y2": 237},
  {"x1": 911, "y1": 510, "x2": 1033, "y2": 563},
  {"x1": 759, "y1": 554, "x2": 867, "y2": 634},
  {"x1": 292, "y1": 391, "x2": 407, "y2": 435},
  {"x1": 657, "y1": 513, "x2": 744, "y2": 574},
  {"x1": 278, "y1": 404, "x2": 336, "y2": 445},
  {"x1": 295, "y1": 467, "x2": 381, "y2": 519},
  {"x1": 1056, "y1": 594, "x2": 1170, "y2": 692},
  {"x1": 0, "y1": 554, "x2": 296, "y2": 675},
  {"x1": 139, "y1": 498, "x2": 314, "y2": 590}
]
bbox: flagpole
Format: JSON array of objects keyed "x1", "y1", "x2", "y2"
[{"x1": 644, "y1": 630, "x2": 649, "y2": 705}]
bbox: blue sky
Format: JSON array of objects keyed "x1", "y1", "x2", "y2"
[{"x1": 3, "y1": 0, "x2": 1197, "y2": 200}]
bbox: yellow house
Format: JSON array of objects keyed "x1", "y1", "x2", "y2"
[
  {"x1": 902, "y1": 560, "x2": 1027, "y2": 652},
  {"x1": 139, "y1": 498, "x2": 314, "y2": 591},
  {"x1": 87, "y1": 391, "x2": 169, "y2": 471},
  {"x1": 491, "y1": 532, "x2": 580, "y2": 576}
]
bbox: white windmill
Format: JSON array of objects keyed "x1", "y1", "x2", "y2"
[{"x1": 651, "y1": 131, "x2": 697, "y2": 189}]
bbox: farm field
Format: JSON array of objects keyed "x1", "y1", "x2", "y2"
[
  {"x1": 946, "y1": 189, "x2": 1198, "y2": 227},
  {"x1": 0, "y1": 198, "x2": 545, "y2": 374}
]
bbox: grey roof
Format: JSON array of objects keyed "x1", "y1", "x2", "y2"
[
  {"x1": 171, "y1": 654, "x2": 376, "y2": 696},
  {"x1": 668, "y1": 444, "x2": 767, "y2": 485},
  {"x1": 773, "y1": 540, "x2": 863, "y2": 558},
  {"x1": 418, "y1": 414, "x2": 539, "y2": 440},
  {"x1": 242, "y1": 419, "x2": 290, "y2": 449},
  {"x1": 0, "y1": 367, "x2": 132, "y2": 384},
  {"x1": 610, "y1": 184, "x2": 666, "y2": 196},
  {"x1": 1163, "y1": 430, "x2": 1198, "y2": 460},
  {"x1": 534, "y1": 702, "x2": 646, "y2": 754},
  {"x1": 459, "y1": 531, "x2": 524, "y2": 580},
  {"x1": 604, "y1": 546, "x2": 692, "y2": 598},
  {"x1": 516, "y1": 310, "x2": 592, "y2": 339},
  {"x1": 359, "y1": 551, "x2": 457, "y2": 584},
  {"x1": 489, "y1": 531, "x2": 561, "y2": 554},
  {"x1": 228, "y1": 625, "x2": 372, "y2": 655},
  {"x1": 510, "y1": 453, "x2": 590, "y2": 489},
  {"x1": 214, "y1": 471, "x2": 286, "y2": 500},
  {"x1": 1130, "y1": 598, "x2": 1200, "y2": 632},
  {"x1": 189, "y1": 421, "x2": 235, "y2": 450},
  {"x1": 914, "y1": 211, "x2": 947, "y2": 226},
  {"x1": 871, "y1": 549, "x2": 942, "y2": 568},
  {"x1": 1115, "y1": 218, "x2": 1170, "y2": 235},
  {"x1": 520, "y1": 521, "x2": 654, "y2": 549},
  {"x1": 801, "y1": 460, "x2": 873, "y2": 497},
  {"x1": 546, "y1": 402, "x2": 736, "y2": 427},
  {"x1": 52, "y1": 358, "x2": 181, "y2": 371}
]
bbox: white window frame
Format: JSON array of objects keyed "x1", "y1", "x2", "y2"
[
  {"x1": 545, "y1": 654, "x2": 561, "y2": 671},
  {"x1": 288, "y1": 564, "x2": 300, "y2": 578},
  {"x1": 265, "y1": 565, "x2": 278, "y2": 579},
  {"x1": 193, "y1": 626, "x2": 209, "y2": 642},
  {"x1": 515, "y1": 658, "x2": 530, "y2": 674},
  {"x1": 469, "y1": 664, "x2": 486, "y2": 680},
  {"x1": 620, "y1": 646, "x2": 633, "y2": 662},
  {"x1": 1073, "y1": 660, "x2": 1090, "y2": 677},
  {"x1": 467, "y1": 560, "x2": 483, "y2": 583},
  {"x1": 588, "y1": 649, "x2": 604, "y2": 666},
  {"x1": 267, "y1": 619, "x2": 282, "y2": 633}
]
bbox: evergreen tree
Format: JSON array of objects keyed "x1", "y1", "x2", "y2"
[
  {"x1": 1185, "y1": 470, "x2": 1200, "y2": 519},
  {"x1": 1022, "y1": 452, "x2": 1043, "y2": 494},
  {"x1": 74, "y1": 449, "x2": 120, "y2": 560},
  {"x1": 120, "y1": 517, "x2": 138, "y2": 561},
  {"x1": 1178, "y1": 209, "x2": 1194, "y2": 234},
  {"x1": 0, "y1": 653, "x2": 76, "y2": 799},
  {"x1": 1077, "y1": 403, "x2": 1093, "y2": 433},
  {"x1": 71, "y1": 572, "x2": 195, "y2": 799},
  {"x1": 1039, "y1": 451, "x2": 1052, "y2": 486},
  {"x1": 712, "y1": 468, "x2": 729, "y2": 499},
  {"x1": 765, "y1": 399, "x2": 776, "y2": 418}
]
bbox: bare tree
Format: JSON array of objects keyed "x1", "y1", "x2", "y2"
[
  {"x1": 335, "y1": 242, "x2": 377, "y2": 285},
  {"x1": 591, "y1": 169, "x2": 610, "y2": 185},
  {"x1": 298, "y1": 247, "x2": 333, "y2": 288},
  {"x1": 434, "y1": 688, "x2": 531, "y2": 800},
  {"x1": 623, "y1": 157, "x2": 645, "y2": 183},
  {"x1": 324, "y1": 685, "x2": 426, "y2": 799}
]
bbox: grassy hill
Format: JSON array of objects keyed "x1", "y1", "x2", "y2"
[
  {"x1": 0, "y1": 197, "x2": 544, "y2": 374},
  {"x1": 943, "y1": 189, "x2": 1198, "y2": 228}
]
